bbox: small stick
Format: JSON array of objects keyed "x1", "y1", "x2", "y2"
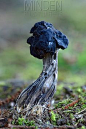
[
  {"x1": 53, "y1": 98, "x2": 80, "y2": 112},
  {"x1": 8, "y1": 124, "x2": 35, "y2": 129},
  {"x1": 63, "y1": 98, "x2": 79, "y2": 109},
  {"x1": 75, "y1": 108, "x2": 86, "y2": 115}
]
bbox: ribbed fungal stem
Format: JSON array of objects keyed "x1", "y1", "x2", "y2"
[
  {"x1": 15, "y1": 50, "x2": 58, "y2": 114},
  {"x1": 42, "y1": 50, "x2": 58, "y2": 99}
]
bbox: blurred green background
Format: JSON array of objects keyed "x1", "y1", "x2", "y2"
[{"x1": 0, "y1": 0, "x2": 86, "y2": 84}]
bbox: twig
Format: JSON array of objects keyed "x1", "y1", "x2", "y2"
[
  {"x1": 74, "y1": 108, "x2": 86, "y2": 119},
  {"x1": 63, "y1": 98, "x2": 79, "y2": 110},
  {"x1": 53, "y1": 98, "x2": 80, "y2": 112},
  {"x1": 8, "y1": 124, "x2": 36, "y2": 129},
  {"x1": 75, "y1": 108, "x2": 86, "y2": 115}
]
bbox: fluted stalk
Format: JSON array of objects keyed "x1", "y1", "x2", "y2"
[{"x1": 15, "y1": 50, "x2": 58, "y2": 114}]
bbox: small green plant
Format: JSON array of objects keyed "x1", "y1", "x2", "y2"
[
  {"x1": 17, "y1": 117, "x2": 35, "y2": 126},
  {"x1": 18, "y1": 117, "x2": 26, "y2": 125},
  {"x1": 26, "y1": 120, "x2": 35, "y2": 126},
  {"x1": 50, "y1": 110, "x2": 56, "y2": 125},
  {"x1": 76, "y1": 87, "x2": 82, "y2": 93},
  {"x1": 81, "y1": 126, "x2": 86, "y2": 129},
  {"x1": 12, "y1": 120, "x2": 15, "y2": 125},
  {"x1": 79, "y1": 96, "x2": 85, "y2": 104},
  {"x1": 70, "y1": 113, "x2": 74, "y2": 119}
]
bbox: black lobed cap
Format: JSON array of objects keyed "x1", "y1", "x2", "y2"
[{"x1": 27, "y1": 21, "x2": 69, "y2": 59}]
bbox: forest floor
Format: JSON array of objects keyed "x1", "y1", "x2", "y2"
[{"x1": 0, "y1": 79, "x2": 86, "y2": 129}]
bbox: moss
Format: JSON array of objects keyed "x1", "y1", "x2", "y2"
[
  {"x1": 70, "y1": 113, "x2": 74, "y2": 119},
  {"x1": 79, "y1": 96, "x2": 85, "y2": 103},
  {"x1": 14, "y1": 117, "x2": 35, "y2": 126},
  {"x1": 17, "y1": 117, "x2": 26, "y2": 125},
  {"x1": 55, "y1": 99, "x2": 72, "y2": 108},
  {"x1": 76, "y1": 88, "x2": 82, "y2": 93},
  {"x1": 81, "y1": 126, "x2": 86, "y2": 129},
  {"x1": 50, "y1": 111, "x2": 56, "y2": 125},
  {"x1": 12, "y1": 120, "x2": 15, "y2": 125}
]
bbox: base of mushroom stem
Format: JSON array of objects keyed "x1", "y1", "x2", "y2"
[
  {"x1": 13, "y1": 105, "x2": 54, "y2": 127},
  {"x1": 13, "y1": 99, "x2": 54, "y2": 121}
]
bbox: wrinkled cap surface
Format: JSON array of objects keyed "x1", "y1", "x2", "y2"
[{"x1": 27, "y1": 21, "x2": 69, "y2": 59}]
